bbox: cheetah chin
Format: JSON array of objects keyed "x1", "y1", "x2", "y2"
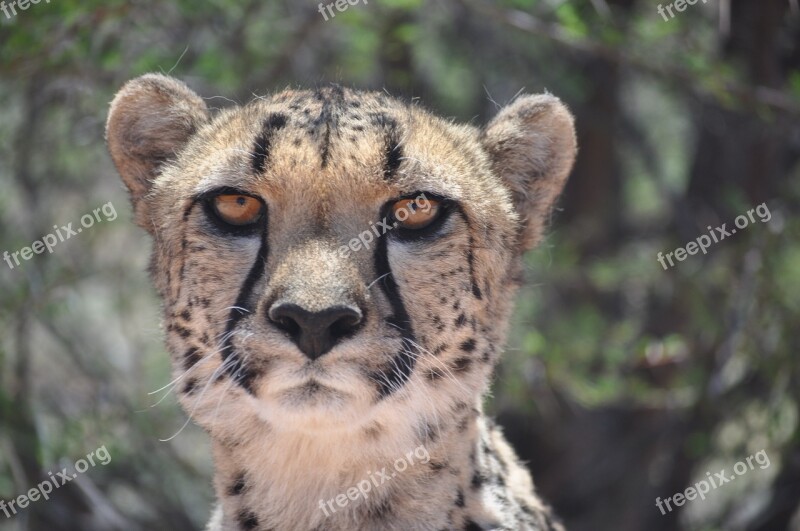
[{"x1": 107, "y1": 74, "x2": 576, "y2": 531}]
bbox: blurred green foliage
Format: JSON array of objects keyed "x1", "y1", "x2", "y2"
[{"x1": 1, "y1": 0, "x2": 799, "y2": 530}]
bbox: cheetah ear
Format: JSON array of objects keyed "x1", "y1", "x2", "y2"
[
  {"x1": 106, "y1": 74, "x2": 209, "y2": 231},
  {"x1": 482, "y1": 94, "x2": 577, "y2": 251}
]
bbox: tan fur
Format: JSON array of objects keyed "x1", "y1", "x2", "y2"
[{"x1": 106, "y1": 74, "x2": 576, "y2": 531}]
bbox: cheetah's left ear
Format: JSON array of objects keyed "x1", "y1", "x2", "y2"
[
  {"x1": 106, "y1": 73, "x2": 210, "y2": 232},
  {"x1": 482, "y1": 94, "x2": 577, "y2": 251}
]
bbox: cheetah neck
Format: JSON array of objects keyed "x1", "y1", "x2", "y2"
[{"x1": 207, "y1": 406, "x2": 493, "y2": 530}]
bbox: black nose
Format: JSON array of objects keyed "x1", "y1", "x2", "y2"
[{"x1": 268, "y1": 303, "x2": 363, "y2": 360}]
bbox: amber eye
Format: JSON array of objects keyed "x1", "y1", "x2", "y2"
[
  {"x1": 212, "y1": 194, "x2": 264, "y2": 226},
  {"x1": 390, "y1": 196, "x2": 441, "y2": 230}
]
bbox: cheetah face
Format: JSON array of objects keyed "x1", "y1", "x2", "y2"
[{"x1": 107, "y1": 75, "x2": 575, "y2": 438}]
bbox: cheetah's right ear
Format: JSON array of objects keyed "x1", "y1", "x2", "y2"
[
  {"x1": 106, "y1": 74, "x2": 209, "y2": 232},
  {"x1": 482, "y1": 94, "x2": 577, "y2": 252}
]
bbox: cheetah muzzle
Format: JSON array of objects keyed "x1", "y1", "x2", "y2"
[{"x1": 106, "y1": 74, "x2": 577, "y2": 531}]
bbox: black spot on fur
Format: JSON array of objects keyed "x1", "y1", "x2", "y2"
[
  {"x1": 169, "y1": 323, "x2": 192, "y2": 339},
  {"x1": 455, "y1": 489, "x2": 465, "y2": 507},
  {"x1": 471, "y1": 471, "x2": 486, "y2": 490},
  {"x1": 464, "y1": 520, "x2": 484, "y2": 531},
  {"x1": 453, "y1": 357, "x2": 472, "y2": 373},
  {"x1": 183, "y1": 347, "x2": 201, "y2": 370},
  {"x1": 252, "y1": 113, "x2": 288, "y2": 174},
  {"x1": 455, "y1": 314, "x2": 467, "y2": 328},
  {"x1": 183, "y1": 377, "x2": 198, "y2": 394},
  {"x1": 181, "y1": 200, "x2": 196, "y2": 222},
  {"x1": 233, "y1": 365, "x2": 262, "y2": 395},
  {"x1": 460, "y1": 338, "x2": 476, "y2": 352},
  {"x1": 228, "y1": 473, "x2": 247, "y2": 496},
  {"x1": 471, "y1": 283, "x2": 483, "y2": 299},
  {"x1": 238, "y1": 510, "x2": 259, "y2": 530}
]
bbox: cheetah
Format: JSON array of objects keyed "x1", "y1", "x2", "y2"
[{"x1": 106, "y1": 74, "x2": 576, "y2": 530}]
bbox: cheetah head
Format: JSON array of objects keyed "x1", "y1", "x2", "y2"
[{"x1": 106, "y1": 74, "x2": 576, "y2": 444}]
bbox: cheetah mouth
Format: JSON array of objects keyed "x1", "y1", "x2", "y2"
[
  {"x1": 247, "y1": 364, "x2": 389, "y2": 421},
  {"x1": 287, "y1": 379, "x2": 334, "y2": 396},
  {"x1": 269, "y1": 377, "x2": 350, "y2": 404},
  {"x1": 249, "y1": 375, "x2": 380, "y2": 430}
]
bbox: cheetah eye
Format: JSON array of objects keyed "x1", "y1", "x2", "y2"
[
  {"x1": 390, "y1": 197, "x2": 442, "y2": 230},
  {"x1": 211, "y1": 194, "x2": 264, "y2": 226}
]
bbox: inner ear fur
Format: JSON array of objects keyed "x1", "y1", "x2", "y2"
[
  {"x1": 106, "y1": 74, "x2": 210, "y2": 231},
  {"x1": 482, "y1": 94, "x2": 577, "y2": 251}
]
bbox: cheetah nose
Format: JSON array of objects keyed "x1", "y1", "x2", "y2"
[{"x1": 268, "y1": 303, "x2": 363, "y2": 360}]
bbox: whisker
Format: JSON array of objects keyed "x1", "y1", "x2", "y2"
[
  {"x1": 159, "y1": 356, "x2": 236, "y2": 442},
  {"x1": 367, "y1": 273, "x2": 391, "y2": 290}
]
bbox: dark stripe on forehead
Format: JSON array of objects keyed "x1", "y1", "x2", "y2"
[
  {"x1": 317, "y1": 85, "x2": 345, "y2": 168},
  {"x1": 383, "y1": 124, "x2": 403, "y2": 180},
  {"x1": 372, "y1": 225, "x2": 418, "y2": 399},
  {"x1": 221, "y1": 227, "x2": 270, "y2": 394},
  {"x1": 252, "y1": 113, "x2": 288, "y2": 174},
  {"x1": 369, "y1": 112, "x2": 403, "y2": 180}
]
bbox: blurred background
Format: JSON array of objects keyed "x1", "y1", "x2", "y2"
[{"x1": 1, "y1": 0, "x2": 799, "y2": 529}]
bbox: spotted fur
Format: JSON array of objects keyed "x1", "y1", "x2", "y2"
[{"x1": 106, "y1": 74, "x2": 577, "y2": 531}]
